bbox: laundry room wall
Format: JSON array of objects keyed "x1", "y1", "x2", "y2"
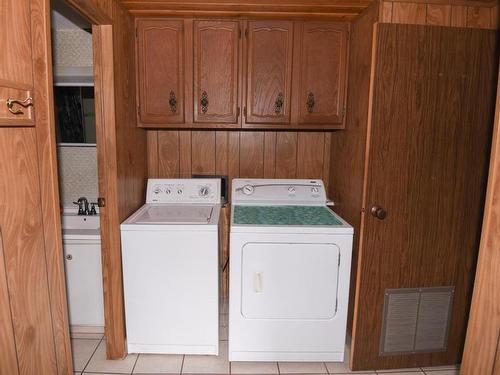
[{"x1": 146, "y1": 129, "x2": 333, "y2": 296}]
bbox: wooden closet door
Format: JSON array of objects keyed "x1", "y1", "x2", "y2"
[
  {"x1": 296, "y1": 22, "x2": 347, "y2": 125},
  {"x1": 244, "y1": 20, "x2": 293, "y2": 125},
  {"x1": 137, "y1": 19, "x2": 184, "y2": 124},
  {"x1": 193, "y1": 20, "x2": 240, "y2": 124},
  {"x1": 0, "y1": 0, "x2": 34, "y2": 126},
  {"x1": 351, "y1": 24, "x2": 497, "y2": 370}
]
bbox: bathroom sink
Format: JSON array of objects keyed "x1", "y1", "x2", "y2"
[{"x1": 62, "y1": 214, "x2": 100, "y2": 230}]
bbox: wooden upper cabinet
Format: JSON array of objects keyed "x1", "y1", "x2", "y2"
[
  {"x1": 244, "y1": 20, "x2": 294, "y2": 125},
  {"x1": 0, "y1": 0, "x2": 34, "y2": 126},
  {"x1": 136, "y1": 19, "x2": 185, "y2": 124},
  {"x1": 295, "y1": 22, "x2": 348, "y2": 125},
  {"x1": 193, "y1": 20, "x2": 240, "y2": 124}
]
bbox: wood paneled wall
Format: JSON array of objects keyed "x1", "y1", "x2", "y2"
[
  {"x1": 147, "y1": 129, "x2": 332, "y2": 295},
  {"x1": 379, "y1": 0, "x2": 499, "y2": 29}
]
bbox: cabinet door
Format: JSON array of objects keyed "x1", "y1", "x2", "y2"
[
  {"x1": 137, "y1": 19, "x2": 184, "y2": 124},
  {"x1": 244, "y1": 21, "x2": 293, "y2": 125},
  {"x1": 193, "y1": 20, "x2": 240, "y2": 124},
  {"x1": 296, "y1": 22, "x2": 347, "y2": 125},
  {"x1": 0, "y1": 0, "x2": 34, "y2": 126}
]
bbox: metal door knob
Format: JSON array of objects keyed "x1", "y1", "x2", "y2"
[{"x1": 371, "y1": 206, "x2": 387, "y2": 220}]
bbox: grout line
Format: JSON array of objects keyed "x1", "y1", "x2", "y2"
[
  {"x1": 130, "y1": 352, "x2": 140, "y2": 375},
  {"x1": 180, "y1": 354, "x2": 185, "y2": 374},
  {"x1": 80, "y1": 336, "x2": 104, "y2": 374}
]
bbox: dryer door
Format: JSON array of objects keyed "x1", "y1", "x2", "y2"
[{"x1": 241, "y1": 242, "x2": 340, "y2": 319}]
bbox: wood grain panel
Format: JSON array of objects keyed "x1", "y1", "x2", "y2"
[
  {"x1": 244, "y1": 20, "x2": 293, "y2": 124},
  {"x1": 275, "y1": 132, "x2": 298, "y2": 178},
  {"x1": 240, "y1": 132, "x2": 265, "y2": 177},
  {"x1": 0, "y1": 229, "x2": 19, "y2": 374},
  {"x1": 380, "y1": 1, "x2": 394, "y2": 22},
  {"x1": 192, "y1": 131, "x2": 216, "y2": 174},
  {"x1": 462, "y1": 57, "x2": 500, "y2": 375},
  {"x1": 451, "y1": 5, "x2": 468, "y2": 27},
  {"x1": 0, "y1": 128, "x2": 58, "y2": 375},
  {"x1": 392, "y1": 2, "x2": 427, "y2": 24},
  {"x1": 158, "y1": 131, "x2": 180, "y2": 177},
  {"x1": 350, "y1": 24, "x2": 497, "y2": 370},
  {"x1": 263, "y1": 132, "x2": 277, "y2": 177},
  {"x1": 147, "y1": 131, "x2": 159, "y2": 177},
  {"x1": 193, "y1": 20, "x2": 240, "y2": 124},
  {"x1": 179, "y1": 131, "x2": 192, "y2": 177},
  {"x1": 296, "y1": 132, "x2": 325, "y2": 178},
  {"x1": 426, "y1": 4, "x2": 451, "y2": 26},
  {"x1": 467, "y1": 6, "x2": 493, "y2": 28}
]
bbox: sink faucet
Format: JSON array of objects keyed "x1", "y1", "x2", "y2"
[{"x1": 73, "y1": 197, "x2": 89, "y2": 215}]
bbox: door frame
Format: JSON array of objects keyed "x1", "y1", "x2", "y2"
[{"x1": 62, "y1": 0, "x2": 127, "y2": 359}]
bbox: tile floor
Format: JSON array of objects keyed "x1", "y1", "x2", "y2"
[{"x1": 71, "y1": 301, "x2": 460, "y2": 375}]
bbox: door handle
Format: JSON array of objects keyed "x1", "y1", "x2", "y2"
[
  {"x1": 371, "y1": 206, "x2": 387, "y2": 220},
  {"x1": 6, "y1": 97, "x2": 33, "y2": 115}
]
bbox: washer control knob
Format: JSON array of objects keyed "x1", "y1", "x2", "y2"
[
  {"x1": 311, "y1": 187, "x2": 319, "y2": 193},
  {"x1": 164, "y1": 188, "x2": 171, "y2": 195},
  {"x1": 153, "y1": 186, "x2": 162, "y2": 194},
  {"x1": 242, "y1": 185, "x2": 255, "y2": 195},
  {"x1": 177, "y1": 189, "x2": 183, "y2": 195},
  {"x1": 199, "y1": 186, "x2": 210, "y2": 197},
  {"x1": 288, "y1": 186, "x2": 296, "y2": 194}
]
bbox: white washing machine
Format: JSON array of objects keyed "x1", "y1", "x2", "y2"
[
  {"x1": 121, "y1": 178, "x2": 221, "y2": 355},
  {"x1": 229, "y1": 179, "x2": 353, "y2": 362}
]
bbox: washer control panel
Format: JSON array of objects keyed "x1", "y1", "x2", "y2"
[
  {"x1": 232, "y1": 179, "x2": 327, "y2": 205},
  {"x1": 146, "y1": 179, "x2": 221, "y2": 204}
]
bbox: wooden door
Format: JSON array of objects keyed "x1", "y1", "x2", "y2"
[
  {"x1": 137, "y1": 19, "x2": 184, "y2": 124},
  {"x1": 350, "y1": 24, "x2": 497, "y2": 370},
  {"x1": 244, "y1": 20, "x2": 293, "y2": 126},
  {"x1": 0, "y1": 0, "x2": 34, "y2": 126},
  {"x1": 193, "y1": 20, "x2": 240, "y2": 124},
  {"x1": 295, "y1": 22, "x2": 347, "y2": 125}
]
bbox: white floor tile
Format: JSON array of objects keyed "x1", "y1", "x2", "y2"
[
  {"x1": 71, "y1": 332, "x2": 105, "y2": 340},
  {"x1": 278, "y1": 362, "x2": 328, "y2": 374},
  {"x1": 422, "y1": 370, "x2": 459, "y2": 375},
  {"x1": 377, "y1": 372, "x2": 424, "y2": 375},
  {"x1": 421, "y1": 365, "x2": 459, "y2": 371},
  {"x1": 71, "y1": 338, "x2": 100, "y2": 372},
  {"x1": 182, "y1": 341, "x2": 229, "y2": 374},
  {"x1": 377, "y1": 369, "x2": 422, "y2": 373},
  {"x1": 231, "y1": 361, "x2": 279, "y2": 374},
  {"x1": 133, "y1": 353, "x2": 183, "y2": 373},
  {"x1": 85, "y1": 340, "x2": 138, "y2": 373}
]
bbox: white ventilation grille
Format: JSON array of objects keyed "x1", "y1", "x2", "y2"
[{"x1": 380, "y1": 287, "x2": 454, "y2": 355}]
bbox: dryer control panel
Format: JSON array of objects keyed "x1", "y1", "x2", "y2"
[
  {"x1": 146, "y1": 179, "x2": 221, "y2": 204},
  {"x1": 232, "y1": 179, "x2": 328, "y2": 205}
]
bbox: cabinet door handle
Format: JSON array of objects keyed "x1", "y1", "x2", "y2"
[
  {"x1": 200, "y1": 91, "x2": 209, "y2": 114},
  {"x1": 168, "y1": 91, "x2": 177, "y2": 113},
  {"x1": 306, "y1": 92, "x2": 315, "y2": 113},
  {"x1": 274, "y1": 92, "x2": 284, "y2": 114},
  {"x1": 6, "y1": 96, "x2": 33, "y2": 115},
  {"x1": 371, "y1": 206, "x2": 387, "y2": 220}
]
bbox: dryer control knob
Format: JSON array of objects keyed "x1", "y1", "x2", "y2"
[
  {"x1": 177, "y1": 189, "x2": 183, "y2": 195},
  {"x1": 311, "y1": 187, "x2": 319, "y2": 193},
  {"x1": 288, "y1": 186, "x2": 296, "y2": 194},
  {"x1": 242, "y1": 185, "x2": 255, "y2": 195}
]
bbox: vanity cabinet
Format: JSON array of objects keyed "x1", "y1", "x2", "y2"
[
  {"x1": 295, "y1": 22, "x2": 348, "y2": 125},
  {"x1": 243, "y1": 20, "x2": 294, "y2": 126},
  {"x1": 135, "y1": 18, "x2": 348, "y2": 129},
  {"x1": 136, "y1": 19, "x2": 185, "y2": 124},
  {"x1": 193, "y1": 20, "x2": 241, "y2": 125}
]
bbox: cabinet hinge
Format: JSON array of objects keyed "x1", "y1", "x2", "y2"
[
  {"x1": 243, "y1": 106, "x2": 247, "y2": 117},
  {"x1": 237, "y1": 107, "x2": 240, "y2": 117}
]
